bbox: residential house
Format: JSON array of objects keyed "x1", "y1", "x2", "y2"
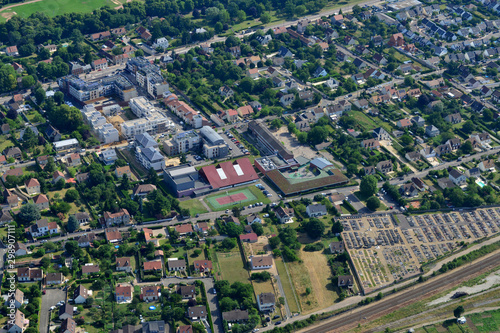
[
  {"x1": 115, "y1": 284, "x2": 133, "y2": 303},
  {"x1": 438, "y1": 177, "x2": 455, "y2": 189},
  {"x1": 116, "y1": 257, "x2": 133, "y2": 273},
  {"x1": 178, "y1": 285, "x2": 196, "y2": 299},
  {"x1": 425, "y1": 125, "x2": 440, "y2": 137},
  {"x1": 53, "y1": 171, "x2": 65, "y2": 184},
  {"x1": 280, "y1": 94, "x2": 295, "y2": 107},
  {"x1": 81, "y1": 263, "x2": 100, "y2": 275},
  {"x1": 187, "y1": 306, "x2": 207, "y2": 321},
  {"x1": 143, "y1": 260, "x2": 162, "y2": 273},
  {"x1": 58, "y1": 303, "x2": 74, "y2": 320},
  {"x1": 240, "y1": 233, "x2": 258, "y2": 243},
  {"x1": 338, "y1": 275, "x2": 354, "y2": 288},
  {"x1": 399, "y1": 183, "x2": 419, "y2": 197},
  {"x1": 5, "y1": 147, "x2": 22, "y2": 160},
  {"x1": 376, "y1": 160, "x2": 393, "y2": 174},
  {"x1": 141, "y1": 285, "x2": 161, "y2": 302},
  {"x1": 274, "y1": 206, "x2": 294, "y2": 224},
  {"x1": 115, "y1": 166, "x2": 132, "y2": 179},
  {"x1": 446, "y1": 138, "x2": 462, "y2": 150},
  {"x1": 24, "y1": 178, "x2": 40, "y2": 195},
  {"x1": 444, "y1": 113, "x2": 462, "y2": 124},
  {"x1": 435, "y1": 143, "x2": 452, "y2": 156},
  {"x1": 478, "y1": 159, "x2": 496, "y2": 172},
  {"x1": 223, "y1": 310, "x2": 249, "y2": 323},
  {"x1": 257, "y1": 293, "x2": 275, "y2": 312},
  {"x1": 219, "y1": 85, "x2": 234, "y2": 98},
  {"x1": 372, "y1": 127, "x2": 390, "y2": 141},
  {"x1": 105, "y1": 228, "x2": 123, "y2": 243},
  {"x1": 411, "y1": 116, "x2": 425, "y2": 127},
  {"x1": 5, "y1": 289, "x2": 24, "y2": 308},
  {"x1": 45, "y1": 272, "x2": 63, "y2": 285},
  {"x1": 5, "y1": 46, "x2": 19, "y2": 57},
  {"x1": 77, "y1": 232, "x2": 95, "y2": 248},
  {"x1": 13, "y1": 242, "x2": 28, "y2": 257},
  {"x1": 466, "y1": 167, "x2": 481, "y2": 178},
  {"x1": 193, "y1": 260, "x2": 212, "y2": 273},
  {"x1": 306, "y1": 204, "x2": 327, "y2": 217},
  {"x1": 373, "y1": 53, "x2": 388, "y2": 65},
  {"x1": 132, "y1": 184, "x2": 157, "y2": 198},
  {"x1": 449, "y1": 169, "x2": 467, "y2": 185},
  {"x1": 74, "y1": 285, "x2": 91, "y2": 304},
  {"x1": 361, "y1": 139, "x2": 380, "y2": 150},
  {"x1": 397, "y1": 118, "x2": 412, "y2": 128},
  {"x1": 388, "y1": 33, "x2": 405, "y2": 47},
  {"x1": 250, "y1": 255, "x2": 273, "y2": 270},
  {"x1": 175, "y1": 223, "x2": 193, "y2": 236},
  {"x1": 167, "y1": 259, "x2": 186, "y2": 272},
  {"x1": 8, "y1": 310, "x2": 28, "y2": 333},
  {"x1": 405, "y1": 151, "x2": 421, "y2": 162},
  {"x1": 329, "y1": 241, "x2": 345, "y2": 253},
  {"x1": 102, "y1": 209, "x2": 130, "y2": 227},
  {"x1": 364, "y1": 166, "x2": 376, "y2": 175}
]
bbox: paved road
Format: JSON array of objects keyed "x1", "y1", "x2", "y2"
[{"x1": 40, "y1": 288, "x2": 66, "y2": 333}]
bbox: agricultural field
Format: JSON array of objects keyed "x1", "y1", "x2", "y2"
[
  {"x1": 0, "y1": 0, "x2": 130, "y2": 22},
  {"x1": 274, "y1": 259, "x2": 300, "y2": 314}
]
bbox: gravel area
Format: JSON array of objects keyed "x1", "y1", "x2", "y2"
[{"x1": 429, "y1": 269, "x2": 500, "y2": 306}]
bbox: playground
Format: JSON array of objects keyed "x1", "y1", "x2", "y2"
[{"x1": 204, "y1": 186, "x2": 270, "y2": 211}]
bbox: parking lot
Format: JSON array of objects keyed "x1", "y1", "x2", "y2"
[
  {"x1": 220, "y1": 131, "x2": 249, "y2": 156},
  {"x1": 340, "y1": 208, "x2": 500, "y2": 294},
  {"x1": 40, "y1": 288, "x2": 66, "y2": 333}
]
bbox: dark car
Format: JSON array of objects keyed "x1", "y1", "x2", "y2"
[
  {"x1": 265, "y1": 317, "x2": 271, "y2": 322},
  {"x1": 273, "y1": 315, "x2": 280, "y2": 319},
  {"x1": 275, "y1": 321, "x2": 282, "y2": 325}
]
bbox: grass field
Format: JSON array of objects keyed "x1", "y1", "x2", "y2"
[
  {"x1": 274, "y1": 258, "x2": 300, "y2": 313},
  {"x1": 204, "y1": 186, "x2": 270, "y2": 211},
  {"x1": 468, "y1": 309, "x2": 500, "y2": 332},
  {"x1": 0, "y1": 0, "x2": 128, "y2": 22},
  {"x1": 179, "y1": 199, "x2": 208, "y2": 216},
  {"x1": 214, "y1": 250, "x2": 249, "y2": 284}
]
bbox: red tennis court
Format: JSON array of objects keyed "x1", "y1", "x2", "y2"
[{"x1": 216, "y1": 193, "x2": 248, "y2": 205}]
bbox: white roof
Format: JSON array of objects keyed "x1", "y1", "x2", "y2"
[
  {"x1": 216, "y1": 168, "x2": 227, "y2": 180},
  {"x1": 54, "y1": 138, "x2": 78, "y2": 148}
]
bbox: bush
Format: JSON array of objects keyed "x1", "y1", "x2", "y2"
[
  {"x1": 251, "y1": 271, "x2": 271, "y2": 281},
  {"x1": 304, "y1": 243, "x2": 324, "y2": 252}
]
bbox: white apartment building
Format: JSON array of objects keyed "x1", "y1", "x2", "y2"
[
  {"x1": 163, "y1": 130, "x2": 201, "y2": 156},
  {"x1": 98, "y1": 123, "x2": 120, "y2": 144},
  {"x1": 120, "y1": 112, "x2": 174, "y2": 138},
  {"x1": 129, "y1": 97, "x2": 156, "y2": 117},
  {"x1": 152, "y1": 37, "x2": 169, "y2": 49}
]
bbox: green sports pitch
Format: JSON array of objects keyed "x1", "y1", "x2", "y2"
[{"x1": 204, "y1": 186, "x2": 270, "y2": 211}]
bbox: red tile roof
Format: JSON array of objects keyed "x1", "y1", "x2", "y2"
[{"x1": 200, "y1": 158, "x2": 258, "y2": 190}]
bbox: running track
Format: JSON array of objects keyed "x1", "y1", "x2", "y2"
[{"x1": 304, "y1": 252, "x2": 500, "y2": 333}]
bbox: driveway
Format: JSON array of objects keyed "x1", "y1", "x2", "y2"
[
  {"x1": 40, "y1": 288, "x2": 66, "y2": 333},
  {"x1": 161, "y1": 277, "x2": 222, "y2": 333},
  {"x1": 348, "y1": 194, "x2": 370, "y2": 214}
]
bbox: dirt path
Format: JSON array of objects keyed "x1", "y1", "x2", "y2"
[
  {"x1": 0, "y1": 0, "x2": 42, "y2": 13},
  {"x1": 381, "y1": 140, "x2": 418, "y2": 173}
]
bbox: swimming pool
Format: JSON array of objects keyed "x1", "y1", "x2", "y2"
[{"x1": 477, "y1": 180, "x2": 486, "y2": 188}]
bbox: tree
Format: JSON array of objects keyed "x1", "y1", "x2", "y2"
[
  {"x1": 64, "y1": 189, "x2": 79, "y2": 202},
  {"x1": 22, "y1": 127, "x2": 37, "y2": 149},
  {"x1": 121, "y1": 174, "x2": 130, "y2": 190},
  {"x1": 260, "y1": 12, "x2": 271, "y2": 24},
  {"x1": 34, "y1": 87, "x2": 45, "y2": 104},
  {"x1": 18, "y1": 203, "x2": 41, "y2": 224},
  {"x1": 251, "y1": 223, "x2": 264, "y2": 236},
  {"x1": 135, "y1": 49, "x2": 144, "y2": 57},
  {"x1": 305, "y1": 218, "x2": 325, "y2": 239},
  {"x1": 40, "y1": 257, "x2": 50, "y2": 269},
  {"x1": 366, "y1": 196, "x2": 381, "y2": 211},
  {"x1": 270, "y1": 118, "x2": 283, "y2": 129},
  {"x1": 331, "y1": 220, "x2": 343, "y2": 234},
  {"x1": 462, "y1": 120, "x2": 475, "y2": 134},
  {"x1": 454, "y1": 305, "x2": 464, "y2": 318},
  {"x1": 22, "y1": 75, "x2": 36, "y2": 89},
  {"x1": 67, "y1": 215, "x2": 78, "y2": 233},
  {"x1": 232, "y1": 206, "x2": 241, "y2": 217},
  {"x1": 221, "y1": 238, "x2": 237, "y2": 249},
  {"x1": 307, "y1": 126, "x2": 328, "y2": 145},
  {"x1": 360, "y1": 175, "x2": 378, "y2": 197},
  {"x1": 461, "y1": 140, "x2": 473, "y2": 154}
]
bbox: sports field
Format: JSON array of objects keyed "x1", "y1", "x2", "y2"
[
  {"x1": 204, "y1": 186, "x2": 270, "y2": 211},
  {"x1": 0, "y1": 0, "x2": 128, "y2": 22}
]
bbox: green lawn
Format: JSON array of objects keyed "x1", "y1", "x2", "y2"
[
  {"x1": 179, "y1": 199, "x2": 209, "y2": 216},
  {"x1": 0, "y1": 137, "x2": 14, "y2": 152},
  {"x1": 213, "y1": 250, "x2": 249, "y2": 284},
  {"x1": 0, "y1": 0, "x2": 128, "y2": 22},
  {"x1": 468, "y1": 309, "x2": 500, "y2": 332}
]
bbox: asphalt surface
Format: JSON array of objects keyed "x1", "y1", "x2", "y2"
[
  {"x1": 160, "y1": 277, "x2": 222, "y2": 333},
  {"x1": 301, "y1": 251, "x2": 500, "y2": 333},
  {"x1": 40, "y1": 288, "x2": 66, "y2": 333}
]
